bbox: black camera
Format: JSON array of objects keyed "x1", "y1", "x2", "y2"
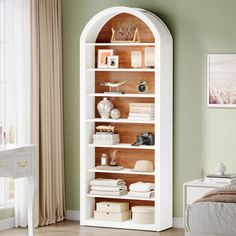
[{"x1": 132, "y1": 132, "x2": 155, "y2": 146}]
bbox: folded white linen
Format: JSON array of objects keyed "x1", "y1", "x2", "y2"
[
  {"x1": 89, "y1": 190, "x2": 128, "y2": 196},
  {"x1": 91, "y1": 185, "x2": 127, "y2": 192},
  {"x1": 90, "y1": 178, "x2": 126, "y2": 187},
  {"x1": 129, "y1": 182, "x2": 155, "y2": 192},
  {"x1": 128, "y1": 190, "x2": 155, "y2": 198}
]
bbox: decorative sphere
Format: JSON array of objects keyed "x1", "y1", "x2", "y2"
[
  {"x1": 110, "y1": 109, "x2": 121, "y2": 119},
  {"x1": 215, "y1": 163, "x2": 226, "y2": 176}
]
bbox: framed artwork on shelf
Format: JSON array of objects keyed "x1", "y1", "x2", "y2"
[
  {"x1": 97, "y1": 49, "x2": 113, "y2": 68},
  {"x1": 208, "y1": 54, "x2": 236, "y2": 108},
  {"x1": 108, "y1": 55, "x2": 119, "y2": 68}
]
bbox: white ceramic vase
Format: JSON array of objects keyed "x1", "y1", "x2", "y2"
[
  {"x1": 215, "y1": 163, "x2": 226, "y2": 176},
  {"x1": 97, "y1": 98, "x2": 113, "y2": 119}
]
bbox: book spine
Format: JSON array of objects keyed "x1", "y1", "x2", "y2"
[
  {"x1": 129, "y1": 108, "x2": 155, "y2": 113},
  {"x1": 128, "y1": 117, "x2": 154, "y2": 121},
  {"x1": 205, "y1": 178, "x2": 235, "y2": 184},
  {"x1": 128, "y1": 113, "x2": 155, "y2": 118},
  {"x1": 129, "y1": 103, "x2": 155, "y2": 108}
]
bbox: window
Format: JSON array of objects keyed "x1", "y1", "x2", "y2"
[
  {"x1": 0, "y1": 0, "x2": 15, "y2": 208},
  {"x1": 0, "y1": 0, "x2": 16, "y2": 209},
  {"x1": 0, "y1": 178, "x2": 15, "y2": 208},
  {"x1": 0, "y1": 0, "x2": 30, "y2": 210}
]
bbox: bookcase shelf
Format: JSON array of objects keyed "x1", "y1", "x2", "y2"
[
  {"x1": 85, "y1": 218, "x2": 156, "y2": 231},
  {"x1": 87, "y1": 93, "x2": 155, "y2": 98},
  {"x1": 80, "y1": 6, "x2": 173, "y2": 232},
  {"x1": 88, "y1": 143, "x2": 156, "y2": 150},
  {"x1": 86, "y1": 42, "x2": 156, "y2": 46},
  {"x1": 86, "y1": 118, "x2": 155, "y2": 124},
  {"x1": 87, "y1": 194, "x2": 155, "y2": 201},
  {"x1": 87, "y1": 168, "x2": 155, "y2": 175},
  {"x1": 87, "y1": 68, "x2": 155, "y2": 72}
]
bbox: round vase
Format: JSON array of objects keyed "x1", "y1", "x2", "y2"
[
  {"x1": 97, "y1": 98, "x2": 113, "y2": 119},
  {"x1": 110, "y1": 108, "x2": 121, "y2": 119},
  {"x1": 215, "y1": 163, "x2": 226, "y2": 176}
]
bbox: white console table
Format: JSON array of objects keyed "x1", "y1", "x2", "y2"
[{"x1": 0, "y1": 145, "x2": 38, "y2": 236}]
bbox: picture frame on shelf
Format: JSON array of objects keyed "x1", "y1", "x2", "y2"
[
  {"x1": 207, "y1": 54, "x2": 236, "y2": 108},
  {"x1": 108, "y1": 55, "x2": 119, "y2": 68},
  {"x1": 97, "y1": 49, "x2": 113, "y2": 68},
  {"x1": 131, "y1": 51, "x2": 142, "y2": 68}
]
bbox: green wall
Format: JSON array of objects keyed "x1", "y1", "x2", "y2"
[
  {"x1": 0, "y1": 208, "x2": 14, "y2": 221},
  {"x1": 62, "y1": 0, "x2": 236, "y2": 218}
]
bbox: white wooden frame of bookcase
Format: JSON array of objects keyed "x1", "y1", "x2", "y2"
[{"x1": 80, "y1": 6, "x2": 173, "y2": 231}]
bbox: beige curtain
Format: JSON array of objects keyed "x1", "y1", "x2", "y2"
[{"x1": 30, "y1": 0, "x2": 65, "y2": 226}]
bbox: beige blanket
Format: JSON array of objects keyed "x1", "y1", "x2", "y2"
[{"x1": 196, "y1": 183, "x2": 236, "y2": 203}]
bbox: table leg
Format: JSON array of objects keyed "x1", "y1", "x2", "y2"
[{"x1": 27, "y1": 175, "x2": 36, "y2": 236}]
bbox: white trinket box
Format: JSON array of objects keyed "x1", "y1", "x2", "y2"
[
  {"x1": 94, "y1": 210, "x2": 131, "y2": 222},
  {"x1": 96, "y1": 201, "x2": 129, "y2": 213}
]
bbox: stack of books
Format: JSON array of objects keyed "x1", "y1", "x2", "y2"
[
  {"x1": 205, "y1": 173, "x2": 236, "y2": 184},
  {"x1": 128, "y1": 103, "x2": 155, "y2": 121}
]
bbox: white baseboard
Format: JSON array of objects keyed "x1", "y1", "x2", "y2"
[
  {"x1": 66, "y1": 210, "x2": 80, "y2": 221},
  {"x1": 66, "y1": 210, "x2": 184, "y2": 228},
  {"x1": 173, "y1": 217, "x2": 183, "y2": 228},
  {"x1": 0, "y1": 217, "x2": 14, "y2": 232}
]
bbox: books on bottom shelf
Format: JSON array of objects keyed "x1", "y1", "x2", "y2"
[{"x1": 205, "y1": 173, "x2": 236, "y2": 184}]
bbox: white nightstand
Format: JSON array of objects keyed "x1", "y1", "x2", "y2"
[{"x1": 183, "y1": 179, "x2": 228, "y2": 229}]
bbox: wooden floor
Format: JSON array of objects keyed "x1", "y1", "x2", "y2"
[{"x1": 0, "y1": 221, "x2": 184, "y2": 236}]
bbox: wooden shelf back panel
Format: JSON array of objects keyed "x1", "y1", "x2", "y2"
[
  {"x1": 95, "y1": 71, "x2": 155, "y2": 94},
  {"x1": 95, "y1": 173, "x2": 154, "y2": 188},
  {"x1": 95, "y1": 97, "x2": 155, "y2": 118},
  {"x1": 95, "y1": 198, "x2": 155, "y2": 207},
  {"x1": 96, "y1": 13, "x2": 155, "y2": 43},
  {"x1": 95, "y1": 123, "x2": 154, "y2": 144},
  {"x1": 95, "y1": 148, "x2": 155, "y2": 169},
  {"x1": 95, "y1": 46, "x2": 155, "y2": 69}
]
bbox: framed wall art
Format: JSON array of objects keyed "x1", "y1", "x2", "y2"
[{"x1": 207, "y1": 54, "x2": 236, "y2": 108}]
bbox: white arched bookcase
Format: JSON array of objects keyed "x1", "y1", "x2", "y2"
[{"x1": 80, "y1": 7, "x2": 173, "y2": 231}]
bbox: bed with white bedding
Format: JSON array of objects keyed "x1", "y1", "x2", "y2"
[{"x1": 186, "y1": 183, "x2": 236, "y2": 236}]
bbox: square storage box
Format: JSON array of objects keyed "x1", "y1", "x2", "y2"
[
  {"x1": 94, "y1": 210, "x2": 131, "y2": 222},
  {"x1": 131, "y1": 206, "x2": 155, "y2": 224},
  {"x1": 96, "y1": 201, "x2": 129, "y2": 213}
]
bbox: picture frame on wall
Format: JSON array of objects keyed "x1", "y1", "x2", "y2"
[
  {"x1": 207, "y1": 54, "x2": 236, "y2": 108},
  {"x1": 97, "y1": 49, "x2": 113, "y2": 68}
]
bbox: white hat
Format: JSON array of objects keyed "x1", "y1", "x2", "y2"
[{"x1": 133, "y1": 160, "x2": 154, "y2": 172}]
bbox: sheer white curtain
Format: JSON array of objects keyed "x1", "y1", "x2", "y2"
[{"x1": 0, "y1": 0, "x2": 37, "y2": 227}]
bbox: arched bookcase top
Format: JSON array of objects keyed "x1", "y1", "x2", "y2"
[{"x1": 80, "y1": 7, "x2": 172, "y2": 44}]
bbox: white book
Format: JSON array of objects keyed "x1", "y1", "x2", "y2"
[
  {"x1": 129, "y1": 113, "x2": 155, "y2": 118},
  {"x1": 130, "y1": 107, "x2": 155, "y2": 112},
  {"x1": 205, "y1": 177, "x2": 236, "y2": 184},
  {"x1": 207, "y1": 173, "x2": 236, "y2": 179},
  {"x1": 129, "y1": 103, "x2": 155, "y2": 108},
  {"x1": 128, "y1": 116, "x2": 155, "y2": 121},
  {"x1": 93, "y1": 140, "x2": 120, "y2": 145}
]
